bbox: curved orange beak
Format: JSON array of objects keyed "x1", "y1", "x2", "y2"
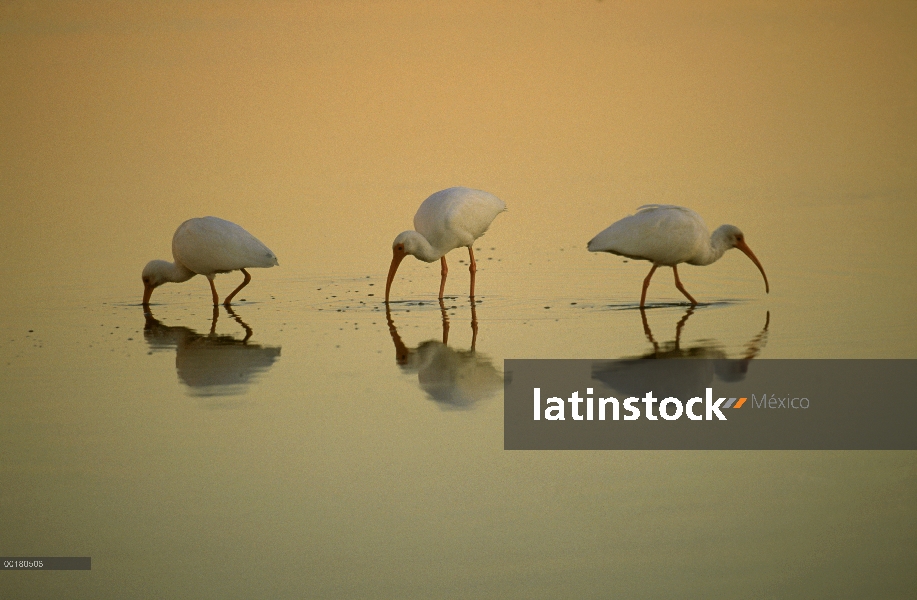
[
  {"x1": 142, "y1": 282, "x2": 155, "y2": 306},
  {"x1": 385, "y1": 246, "x2": 408, "y2": 303},
  {"x1": 735, "y1": 239, "x2": 769, "y2": 294}
]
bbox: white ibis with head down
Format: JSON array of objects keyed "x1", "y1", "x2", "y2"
[
  {"x1": 142, "y1": 217, "x2": 278, "y2": 307},
  {"x1": 587, "y1": 205, "x2": 768, "y2": 307},
  {"x1": 385, "y1": 187, "x2": 505, "y2": 302}
]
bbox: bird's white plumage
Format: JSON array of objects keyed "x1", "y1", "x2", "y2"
[
  {"x1": 412, "y1": 187, "x2": 506, "y2": 260},
  {"x1": 588, "y1": 205, "x2": 712, "y2": 266},
  {"x1": 587, "y1": 204, "x2": 769, "y2": 307},
  {"x1": 172, "y1": 217, "x2": 278, "y2": 276},
  {"x1": 142, "y1": 216, "x2": 278, "y2": 305},
  {"x1": 386, "y1": 187, "x2": 505, "y2": 301}
]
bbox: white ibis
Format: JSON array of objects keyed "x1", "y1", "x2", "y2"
[
  {"x1": 142, "y1": 217, "x2": 278, "y2": 307},
  {"x1": 587, "y1": 205, "x2": 769, "y2": 307},
  {"x1": 385, "y1": 187, "x2": 506, "y2": 302}
]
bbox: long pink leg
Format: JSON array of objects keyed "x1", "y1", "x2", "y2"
[
  {"x1": 438, "y1": 257, "x2": 448, "y2": 299},
  {"x1": 208, "y1": 278, "x2": 220, "y2": 306},
  {"x1": 223, "y1": 268, "x2": 252, "y2": 306},
  {"x1": 640, "y1": 265, "x2": 658, "y2": 308},
  {"x1": 468, "y1": 246, "x2": 477, "y2": 298},
  {"x1": 672, "y1": 265, "x2": 697, "y2": 305}
]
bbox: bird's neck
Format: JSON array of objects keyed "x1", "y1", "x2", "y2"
[
  {"x1": 692, "y1": 227, "x2": 733, "y2": 266},
  {"x1": 162, "y1": 261, "x2": 197, "y2": 283},
  {"x1": 406, "y1": 232, "x2": 443, "y2": 262}
]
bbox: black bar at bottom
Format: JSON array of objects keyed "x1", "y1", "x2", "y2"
[{"x1": 1, "y1": 557, "x2": 91, "y2": 570}]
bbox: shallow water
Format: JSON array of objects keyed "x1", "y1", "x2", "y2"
[{"x1": 2, "y1": 2, "x2": 916, "y2": 598}]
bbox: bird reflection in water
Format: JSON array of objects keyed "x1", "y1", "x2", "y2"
[
  {"x1": 592, "y1": 308, "x2": 770, "y2": 400},
  {"x1": 385, "y1": 300, "x2": 503, "y2": 410},
  {"x1": 143, "y1": 306, "x2": 281, "y2": 402}
]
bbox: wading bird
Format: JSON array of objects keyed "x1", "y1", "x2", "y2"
[
  {"x1": 385, "y1": 187, "x2": 506, "y2": 302},
  {"x1": 142, "y1": 217, "x2": 278, "y2": 307},
  {"x1": 587, "y1": 205, "x2": 768, "y2": 307}
]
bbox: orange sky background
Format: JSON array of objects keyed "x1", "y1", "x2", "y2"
[{"x1": 1, "y1": 1, "x2": 914, "y2": 296}]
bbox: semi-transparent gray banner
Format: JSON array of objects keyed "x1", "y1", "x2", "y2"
[{"x1": 504, "y1": 359, "x2": 916, "y2": 450}]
